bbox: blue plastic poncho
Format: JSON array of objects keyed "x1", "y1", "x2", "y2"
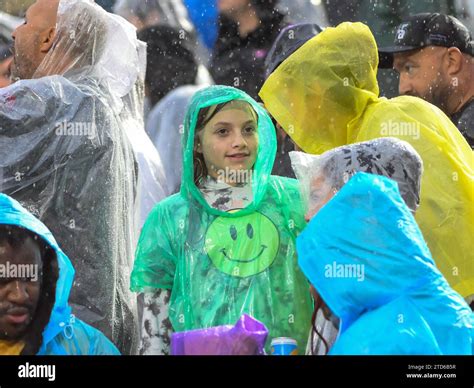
[
  {"x1": 0, "y1": 193, "x2": 120, "y2": 355},
  {"x1": 297, "y1": 173, "x2": 473, "y2": 355}
]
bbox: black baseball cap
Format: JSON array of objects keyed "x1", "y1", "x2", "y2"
[{"x1": 379, "y1": 13, "x2": 474, "y2": 68}]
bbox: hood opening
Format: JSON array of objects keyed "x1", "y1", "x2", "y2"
[
  {"x1": 181, "y1": 86, "x2": 277, "y2": 217},
  {"x1": 0, "y1": 224, "x2": 58, "y2": 355}
]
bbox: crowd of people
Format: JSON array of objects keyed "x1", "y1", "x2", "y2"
[{"x1": 0, "y1": 0, "x2": 472, "y2": 355}]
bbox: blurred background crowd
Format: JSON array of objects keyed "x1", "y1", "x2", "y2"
[
  {"x1": 1, "y1": 0, "x2": 472, "y2": 193},
  {"x1": 1, "y1": 0, "x2": 472, "y2": 96}
]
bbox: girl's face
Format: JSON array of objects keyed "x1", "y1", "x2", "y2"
[{"x1": 196, "y1": 104, "x2": 258, "y2": 184}]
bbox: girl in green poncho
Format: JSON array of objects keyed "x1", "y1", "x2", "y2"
[{"x1": 131, "y1": 85, "x2": 312, "y2": 354}]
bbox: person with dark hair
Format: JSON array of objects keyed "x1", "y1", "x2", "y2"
[
  {"x1": 138, "y1": 25, "x2": 199, "y2": 108},
  {"x1": 210, "y1": 0, "x2": 288, "y2": 99},
  {"x1": 0, "y1": 194, "x2": 119, "y2": 355}
]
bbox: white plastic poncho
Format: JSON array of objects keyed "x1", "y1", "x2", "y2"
[
  {"x1": 0, "y1": 0, "x2": 161, "y2": 354},
  {"x1": 290, "y1": 137, "x2": 424, "y2": 215}
]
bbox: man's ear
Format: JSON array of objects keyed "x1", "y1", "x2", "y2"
[
  {"x1": 446, "y1": 47, "x2": 463, "y2": 76},
  {"x1": 39, "y1": 27, "x2": 56, "y2": 54}
]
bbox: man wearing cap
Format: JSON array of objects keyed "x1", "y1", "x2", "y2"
[{"x1": 379, "y1": 13, "x2": 474, "y2": 148}]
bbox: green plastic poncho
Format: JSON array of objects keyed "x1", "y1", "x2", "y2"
[
  {"x1": 131, "y1": 85, "x2": 312, "y2": 351},
  {"x1": 260, "y1": 22, "x2": 474, "y2": 298}
]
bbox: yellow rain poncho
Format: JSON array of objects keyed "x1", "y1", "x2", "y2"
[{"x1": 260, "y1": 22, "x2": 474, "y2": 298}]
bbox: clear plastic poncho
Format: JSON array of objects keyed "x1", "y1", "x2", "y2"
[
  {"x1": 0, "y1": 0, "x2": 146, "y2": 354},
  {"x1": 132, "y1": 85, "x2": 313, "y2": 352},
  {"x1": 296, "y1": 172, "x2": 473, "y2": 355},
  {"x1": 260, "y1": 22, "x2": 474, "y2": 299},
  {"x1": 290, "y1": 137, "x2": 424, "y2": 214}
]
